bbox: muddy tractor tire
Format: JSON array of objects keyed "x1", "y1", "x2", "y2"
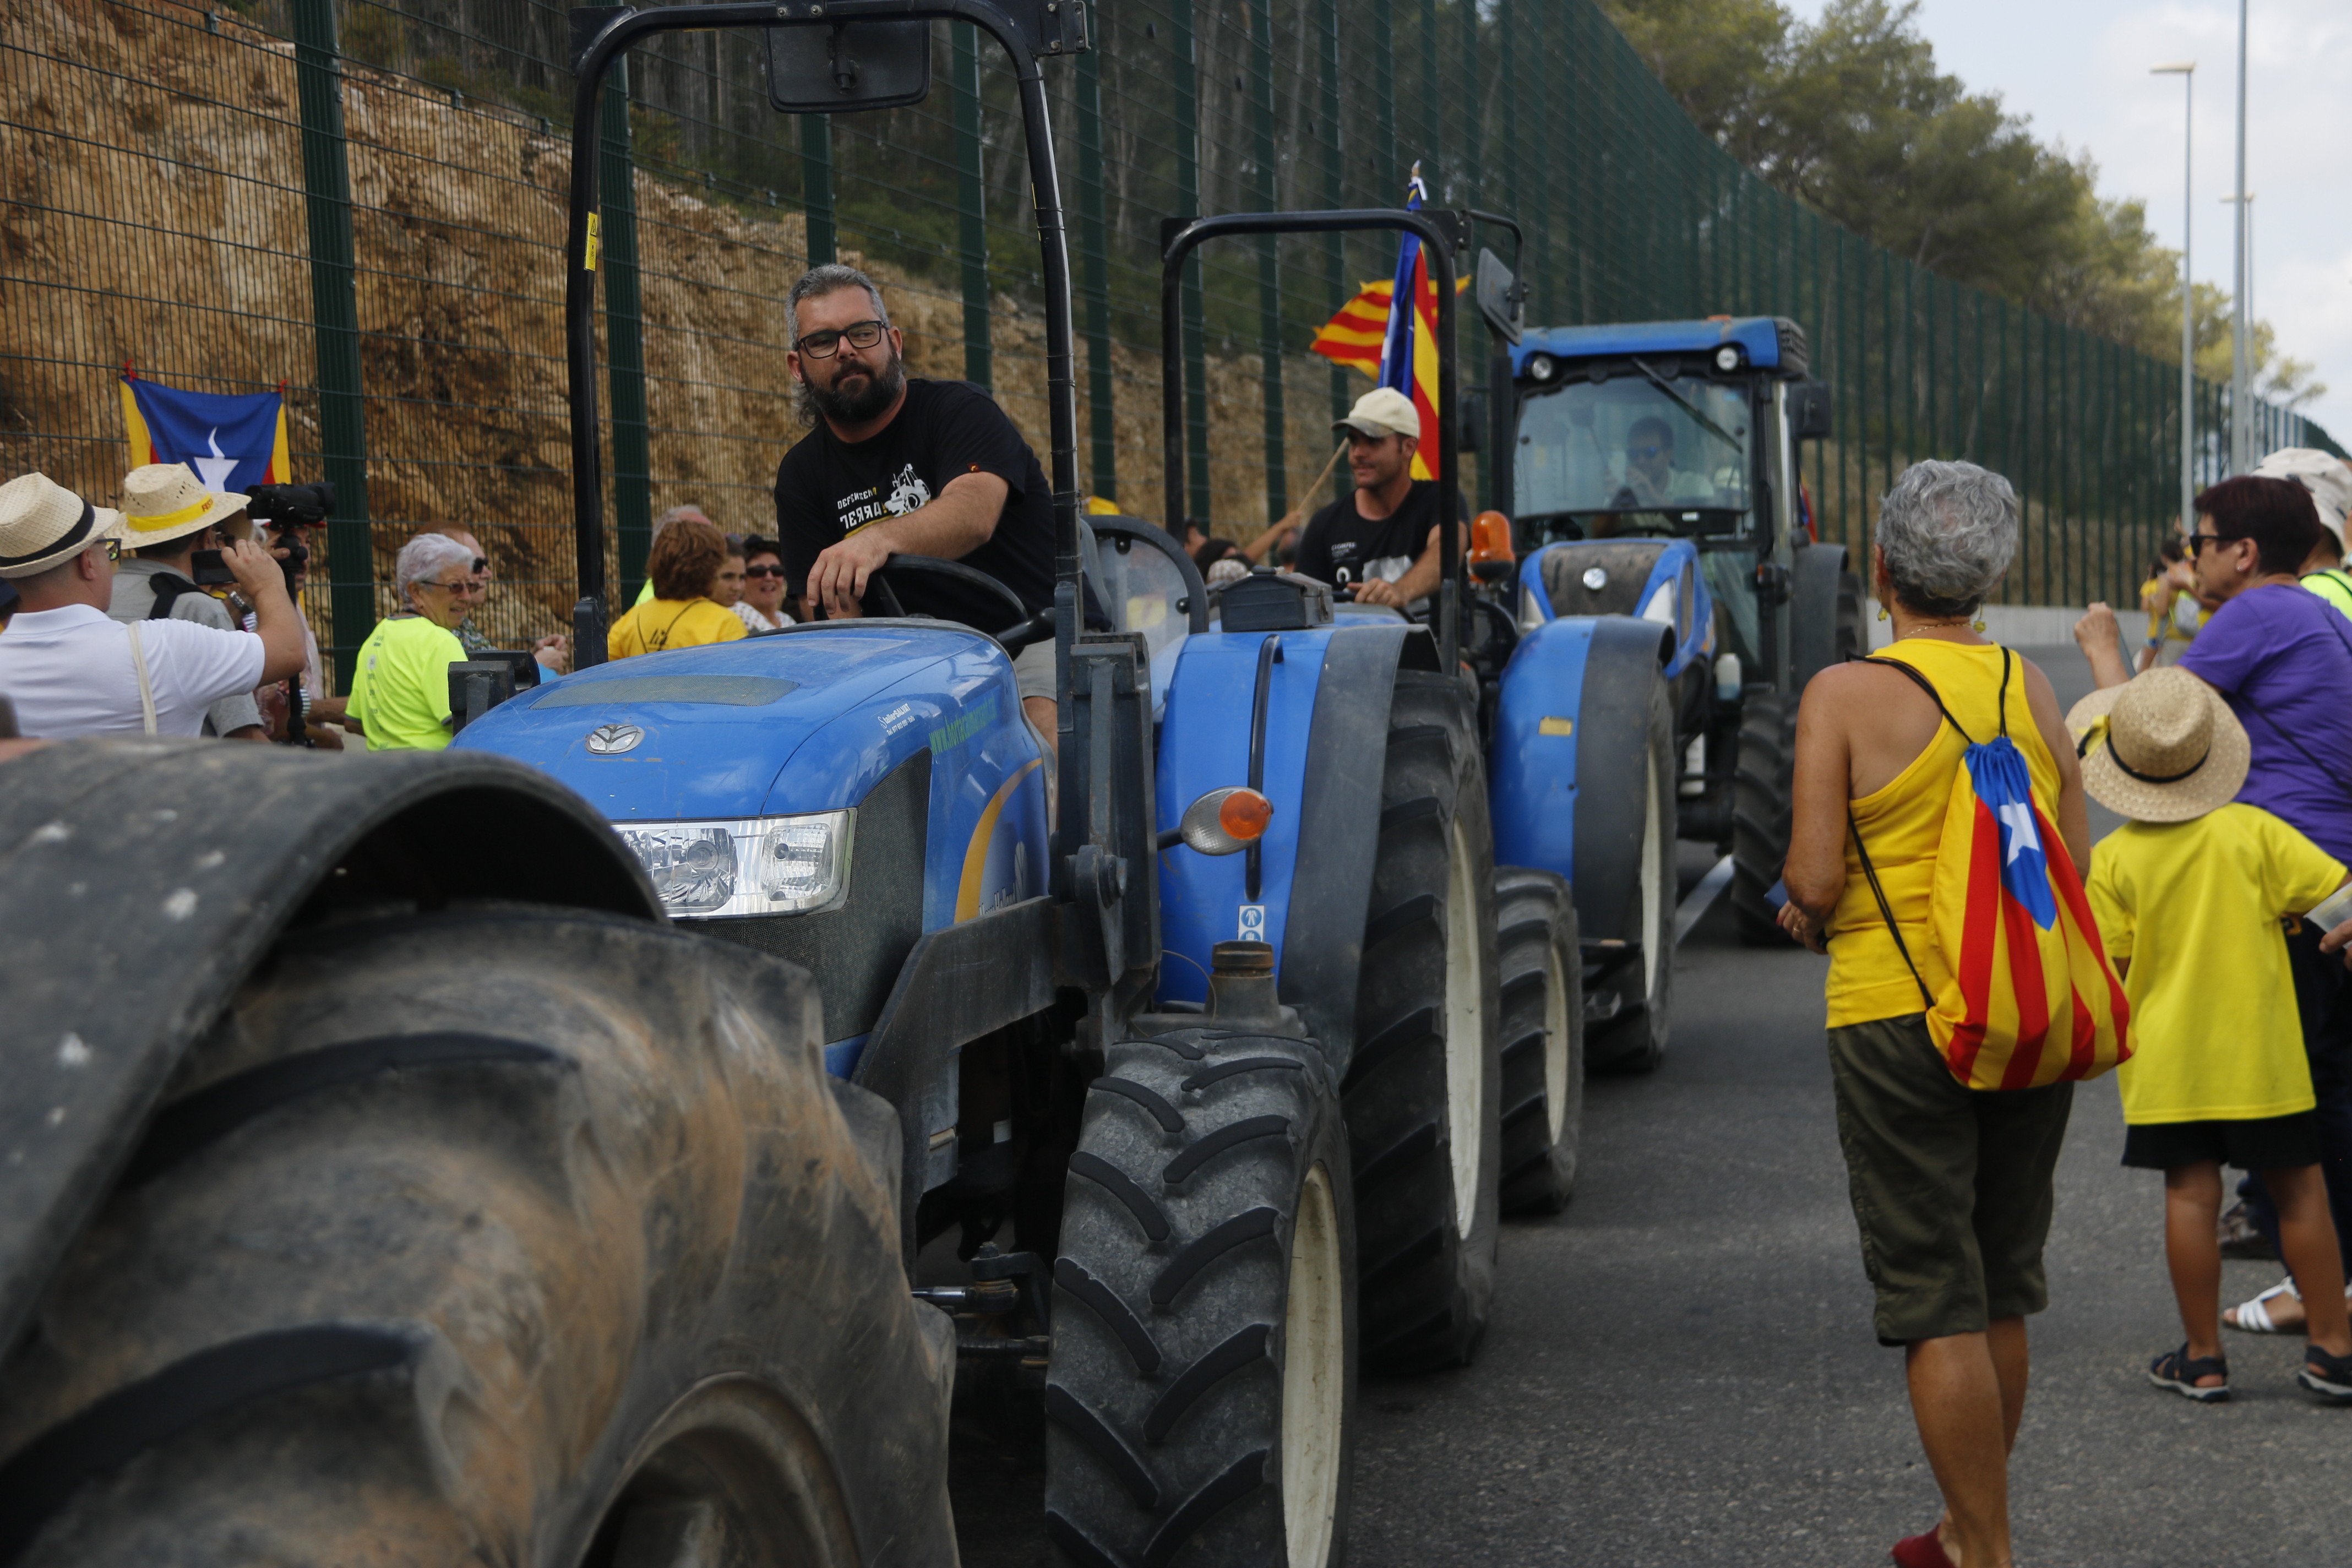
[
  {"x1": 1582, "y1": 661, "x2": 1676, "y2": 1075},
  {"x1": 0, "y1": 744, "x2": 955, "y2": 1567},
  {"x1": 1729, "y1": 691, "x2": 1796, "y2": 947},
  {"x1": 1342, "y1": 669, "x2": 1503, "y2": 1374},
  {"x1": 1046, "y1": 1029, "x2": 1354, "y2": 1568},
  {"x1": 1494, "y1": 868, "x2": 1586, "y2": 1216}
]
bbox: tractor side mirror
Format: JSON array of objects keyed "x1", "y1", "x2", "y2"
[
  {"x1": 1458, "y1": 386, "x2": 1485, "y2": 455},
  {"x1": 1788, "y1": 379, "x2": 1833, "y2": 443},
  {"x1": 766, "y1": 20, "x2": 933, "y2": 112},
  {"x1": 1475, "y1": 248, "x2": 1523, "y2": 346}
]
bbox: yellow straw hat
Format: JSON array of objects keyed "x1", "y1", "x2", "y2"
[
  {"x1": 119, "y1": 463, "x2": 252, "y2": 549},
  {"x1": 2065, "y1": 667, "x2": 2248, "y2": 823}
]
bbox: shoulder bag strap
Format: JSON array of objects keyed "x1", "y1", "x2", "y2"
[
  {"x1": 1855, "y1": 652, "x2": 1978, "y2": 745},
  {"x1": 126, "y1": 621, "x2": 159, "y2": 737},
  {"x1": 1847, "y1": 808, "x2": 1935, "y2": 1012}
]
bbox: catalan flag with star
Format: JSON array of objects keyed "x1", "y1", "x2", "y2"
[{"x1": 1309, "y1": 162, "x2": 1446, "y2": 478}]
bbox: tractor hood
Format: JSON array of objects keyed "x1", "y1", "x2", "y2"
[{"x1": 454, "y1": 622, "x2": 984, "y2": 821}]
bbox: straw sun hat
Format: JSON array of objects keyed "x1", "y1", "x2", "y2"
[
  {"x1": 2065, "y1": 667, "x2": 2249, "y2": 823},
  {"x1": 0, "y1": 472, "x2": 128, "y2": 580},
  {"x1": 118, "y1": 462, "x2": 252, "y2": 550}
]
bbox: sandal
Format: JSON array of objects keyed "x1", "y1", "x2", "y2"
[
  {"x1": 2297, "y1": 1343, "x2": 2352, "y2": 1405},
  {"x1": 2225, "y1": 1277, "x2": 2300, "y2": 1334},
  {"x1": 1890, "y1": 1528, "x2": 1957, "y2": 1568},
  {"x1": 2148, "y1": 1343, "x2": 2230, "y2": 1402}
]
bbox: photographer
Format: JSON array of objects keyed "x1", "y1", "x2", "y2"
[
  {"x1": 0, "y1": 472, "x2": 306, "y2": 738},
  {"x1": 105, "y1": 464, "x2": 266, "y2": 741}
]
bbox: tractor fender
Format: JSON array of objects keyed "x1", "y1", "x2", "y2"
[
  {"x1": 1153, "y1": 620, "x2": 1438, "y2": 1076},
  {"x1": 0, "y1": 739, "x2": 660, "y2": 1354},
  {"x1": 1790, "y1": 540, "x2": 1852, "y2": 690},
  {"x1": 1489, "y1": 614, "x2": 1673, "y2": 907}
]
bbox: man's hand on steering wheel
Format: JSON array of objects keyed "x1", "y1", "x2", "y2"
[
  {"x1": 809, "y1": 528, "x2": 895, "y2": 619},
  {"x1": 1352, "y1": 576, "x2": 1407, "y2": 608}
]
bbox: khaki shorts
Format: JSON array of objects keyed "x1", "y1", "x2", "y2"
[
  {"x1": 1827, "y1": 1014, "x2": 2075, "y2": 1345},
  {"x1": 1012, "y1": 639, "x2": 1056, "y2": 704}
]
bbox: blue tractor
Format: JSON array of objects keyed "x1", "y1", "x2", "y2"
[
  {"x1": 1478, "y1": 313, "x2": 1862, "y2": 1070},
  {"x1": 435, "y1": 16, "x2": 1577, "y2": 1567}
]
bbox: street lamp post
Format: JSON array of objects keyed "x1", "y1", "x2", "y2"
[
  {"x1": 2153, "y1": 62, "x2": 2194, "y2": 535},
  {"x1": 2229, "y1": 0, "x2": 2250, "y2": 469}
]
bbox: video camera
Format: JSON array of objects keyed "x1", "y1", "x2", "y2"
[{"x1": 242, "y1": 481, "x2": 336, "y2": 749}]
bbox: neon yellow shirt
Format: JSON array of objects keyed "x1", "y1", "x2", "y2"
[
  {"x1": 347, "y1": 614, "x2": 466, "y2": 752},
  {"x1": 2087, "y1": 804, "x2": 2346, "y2": 1125},
  {"x1": 607, "y1": 596, "x2": 748, "y2": 660},
  {"x1": 2302, "y1": 567, "x2": 2352, "y2": 627}
]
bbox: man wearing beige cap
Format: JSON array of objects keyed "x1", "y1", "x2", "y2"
[
  {"x1": 2250, "y1": 447, "x2": 2352, "y2": 625},
  {"x1": 1291, "y1": 385, "x2": 1465, "y2": 609},
  {"x1": 107, "y1": 463, "x2": 266, "y2": 739},
  {"x1": 0, "y1": 472, "x2": 305, "y2": 739}
]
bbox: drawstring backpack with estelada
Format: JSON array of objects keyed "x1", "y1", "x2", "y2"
[{"x1": 1847, "y1": 648, "x2": 2131, "y2": 1090}]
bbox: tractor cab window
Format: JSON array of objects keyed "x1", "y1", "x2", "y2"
[{"x1": 1513, "y1": 373, "x2": 1753, "y2": 540}]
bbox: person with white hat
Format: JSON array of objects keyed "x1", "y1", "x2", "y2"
[
  {"x1": 1289, "y1": 385, "x2": 1464, "y2": 609},
  {"x1": 2072, "y1": 668, "x2": 2352, "y2": 1404},
  {"x1": 0, "y1": 472, "x2": 306, "y2": 739},
  {"x1": 2250, "y1": 447, "x2": 2352, "y2": 625},
  {"x1": 105, "y1": 462, "x2": 266, "y2": 740}
]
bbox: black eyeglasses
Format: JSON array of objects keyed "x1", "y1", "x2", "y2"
[
  {"x1": 797, "y1": 320, "x2": 887, "y2": 359},
  {"x1": 2188, "y1": 532, "x2": 2245, "y2": 554},
  {"x1": 743, "y1": 564, "x2": 785, "y2": 578}
]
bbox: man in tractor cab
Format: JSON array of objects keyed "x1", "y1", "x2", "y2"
[
  {"x1": 774, "y1": 264, "x2": 1063, "y2": 742},
  {"x1": 1291, "y1": 386, "x2": 1466, "y2": 610}
]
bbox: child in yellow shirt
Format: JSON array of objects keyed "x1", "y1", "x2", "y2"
[{"x1": 2076, "y1": 667, "x2": 2352, "y2": 1404}]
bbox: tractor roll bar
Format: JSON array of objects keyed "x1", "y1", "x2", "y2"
[
  {"x1": 562, "y1": 0, "x2": 1083, "y2": 716},
  {"x1": 1159, "y1": 210, "x2": 1463, "y2": 672}
]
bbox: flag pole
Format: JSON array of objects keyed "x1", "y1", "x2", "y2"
[{"x1": 1242, "y1": 439, "x2": 1349, "y2": 562}]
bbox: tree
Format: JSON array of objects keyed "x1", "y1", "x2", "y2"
[{"x1": 1599, "y1": 0, "x2": 2322, "y2": 405}]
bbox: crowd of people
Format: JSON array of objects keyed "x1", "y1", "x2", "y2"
[
  {"x1": 0, "y1": 456, "x2": 793, "y2": 750},
  {"x1": 1774, "y1": 447, "x2": 2352, "y2": 1568}
]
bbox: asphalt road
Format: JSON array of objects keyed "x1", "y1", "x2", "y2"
[{"x1": 957, "y1": 645, "x2": 2352, "y2": 1566}]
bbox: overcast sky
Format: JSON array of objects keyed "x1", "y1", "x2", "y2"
[{"x1": 1783, "y1": 0, "x2": 2351, "y2": 445}]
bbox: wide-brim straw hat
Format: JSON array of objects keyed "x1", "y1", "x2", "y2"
[
  {"x1": 2066, "y1": 666, "x2": 2249, "y2": 823},
  {"x1": 119, "y1": 462, "x2": 251, "y2": 549},
  {"x1": 0, "y1": 471, "x2": 128, "y2": 580}
]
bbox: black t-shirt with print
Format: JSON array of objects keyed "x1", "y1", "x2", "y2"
[
  {"x1": 774, "y1": 377, "x2": 1055, "y2": 631},
  {"x1": 1291, "y1": 480, "x2": 1461, "y2": 593}
]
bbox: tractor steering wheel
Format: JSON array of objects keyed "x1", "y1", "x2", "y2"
[{"x1": 860, "y1": 554, "x2": 1050, "y2": 654}]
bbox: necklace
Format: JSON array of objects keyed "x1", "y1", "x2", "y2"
[{"x1": 1897, "y1": 617, "x2": 1975, "y2": 639}]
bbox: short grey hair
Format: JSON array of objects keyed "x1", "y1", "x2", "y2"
[
  {"x1": 1874, "y1": 460, "x2": 2019, "y2": 617},
  {"x1": 654, "y1": 504, "x2": 711, "y2": 541},
  {"x1": 395, "y1": 531, "x2": 476, "y2": 603},
  {"x1": 787, "y1": 263, "x2": 889, "y2": 347}
]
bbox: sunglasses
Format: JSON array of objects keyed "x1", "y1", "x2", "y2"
[
  {"x1": 743, "y1": 564, "x2": 785, "y2": 579},
  {"x1": 101, "y1": 539, "x2": 122, "y2": 563},
  {"x1": 2188, "y1": 532, "x2": 2246, "y2": 554},
  {"x1": 797, "y1": 319, "x2": 888, "y2": 360},
  {"x1": 470, "y1": 556, "x2": 489, "y2": 574}
]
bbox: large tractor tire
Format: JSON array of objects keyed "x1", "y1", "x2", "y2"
[
  {"x1": 1342, "y1": 669, "x2": 1503, "y2": 1373},
  {"x1": 1495, "y1": 869, "x2": 1586, "y2": 1216},
  {"x1": 1046, "y1": 1029, "x2": 1354, "y2": 1568},
  {"x1": 0, "y1": 905, "x2": 956, "y2": 1567},
  {"x1": 1729, "y1": 692, "x2": 1796, "y2": 946},
  {"x1": 1582, "y1": 662, "x2": 1676, "y2": 1075}
]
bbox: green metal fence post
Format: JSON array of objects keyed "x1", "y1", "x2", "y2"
[
  {"x1": 1318, "y1": 0, "x2": 1348, "y2": 475},
  {"x1": 600, "y1": 60, "x2": 653, "y2": 603},
  {"x1": 1075, "y1": 41, "x2": 1116, "y2": 499},
  {"x1": 799, "y1": 115, "x2": 836, "y2": 265},
  {"x1": 1249, "y1": 0, "x2": 1286, "y2": 519},
  {"x1": 951, "y1": 21, "x2": 992, "y2": 390},
  {"x1": 289, "y1": 0, "x2": 372, "y2": 685},
  {"x1": 1171, "y1": 0, "x2": 1211, "y2": 524}
]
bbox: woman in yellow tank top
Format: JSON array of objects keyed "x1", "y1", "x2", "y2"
[{"x1": 1779, "y1": 461, "x2": 2087, "y2": 1568}]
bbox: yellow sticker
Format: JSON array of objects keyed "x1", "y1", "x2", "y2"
[
  {"x1": 585, "y1": 211, "x2": 601, "y2": 272},
  {"x1": 1538, "y1": 716, "x2": 1574, "y2": 737}
]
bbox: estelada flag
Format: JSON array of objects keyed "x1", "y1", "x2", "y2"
[
  {"x1": 1854, "y1": 651, "x2": 2130, "y2": 1091},
  {"x1": 1309, "y1": 280, "x2": 1398, "y2": 379},
  {"x1": 119, "y1": 372, "x2": 292, "y2": 496},
  {"x1": 1380, "y1": 164, "x2": 1441, "y2": 480}
]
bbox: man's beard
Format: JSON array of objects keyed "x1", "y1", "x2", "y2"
[{"x1": 797, "y1": 348, "x2": 905, "y2": 427}]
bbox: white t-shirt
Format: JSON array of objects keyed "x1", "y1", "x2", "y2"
[{"x1": 0, "y1": 602, "x2": 266, "y2": 739}]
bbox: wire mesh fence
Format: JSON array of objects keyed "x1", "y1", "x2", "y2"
[{"x1": 3, "y1": 0, "x2": 2337, "y2": 683}]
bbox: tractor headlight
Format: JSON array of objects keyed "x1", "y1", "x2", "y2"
[
  {"x1": 617, "y1": 809, "x2": 854, "y2": 919},
  {"x1": 1525, "y1": 353, "x2": 1556, "y2": 383}
]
